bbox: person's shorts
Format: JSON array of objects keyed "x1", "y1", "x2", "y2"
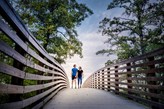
[{"x1": 72, "y1": 75, "x2": 76, "y2": 80}]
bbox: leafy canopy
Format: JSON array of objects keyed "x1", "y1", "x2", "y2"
[
  {"x1": 97, "y1": 0, "x2": 164, "y2": 65},
  {"x1": 11, "y1": 0, "x2": 93, "y2": 63}
]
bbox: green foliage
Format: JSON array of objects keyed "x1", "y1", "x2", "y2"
[
  {"x1": 0, "y1": 32, "x2": 15, "y2": 50},
  {"x1": 0, "y1": 73, "x2": 11, "y2": 84},
  {"x1": 11, "y1": 0, "x2": 93, "y2": 63},
  {"x1": 0, "y1": 32, "x2": 14, "y2": 103},
  {"x1": 97, "y1": 0, "x2": 164, "y2": 63},
  {"x1": 0, "y1": 33, "x2": 14, "y2": 84},
  {"x1": 105, "y1": 59, "x2": 115, "y2": 66},
  {"x1": 0, "y1": 93, "x2": 9, "y2": 104}
]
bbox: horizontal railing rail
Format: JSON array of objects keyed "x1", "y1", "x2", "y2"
[
  {"x1": 83, "y1": 47, "x2": 164, "y2": 109},
  {"x1": 0, "y1": 0, "x2": 69, "y2": 109}
]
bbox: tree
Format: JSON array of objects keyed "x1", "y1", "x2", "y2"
[
  {"x1": 97, "y1": 0, "x2": 164, "y2": 64},
  {"x1": 11, "y1": 0, "x2": 93, "y2": 63}
]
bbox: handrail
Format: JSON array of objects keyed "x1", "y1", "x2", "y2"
[
  {"x1": 0, "y1": 0, "x2": 69, "y2": 109},
  {"x1": 83, "y1": 47, "x2": 164, "y2": 109}
]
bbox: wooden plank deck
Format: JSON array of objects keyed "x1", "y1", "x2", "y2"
[{"x1": 43, "y1": 88, "x2": 149, "y2": 109}]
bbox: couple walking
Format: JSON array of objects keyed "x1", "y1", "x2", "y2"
[{"x1": 71, "y1": 64, "x2": 83, "y2": 89}]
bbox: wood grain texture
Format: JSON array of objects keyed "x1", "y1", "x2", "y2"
[
  {"x1": 0, "y1": 0, "x2": 69, "y2": 108},
  {"x1": 83, "y1": 47, "x2": 164, "y2": 109}
]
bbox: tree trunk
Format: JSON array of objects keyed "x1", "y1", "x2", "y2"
[
  {"x1": 43, "y1": 32, "x2": 50, "y2": 50},
  {"x1": 136, "y1": 3, "x2": 145, "y2": 55}
]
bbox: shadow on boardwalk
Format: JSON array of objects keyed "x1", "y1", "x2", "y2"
[{"x1": 43, "y1": 88, "x2": 149, "y2": 109}]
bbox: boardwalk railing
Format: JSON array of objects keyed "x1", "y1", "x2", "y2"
[
  {"x1": 0, "y1": 0, "x2": 69, "y2": 109},
  {"x1": 83, "y1": 47, "x2": 164, "y2": 109}
]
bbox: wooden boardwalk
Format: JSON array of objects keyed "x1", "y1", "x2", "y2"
[{"x1": 43, "y1": 88, "x2": 149, "y2": 109}]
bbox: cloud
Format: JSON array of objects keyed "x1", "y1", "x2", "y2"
[
  {"x1": 62, "y1": 0, "x2": 121, "y2": 86},
  {"x1": 62, "y1": 31, "x2": 116, "y2": 86},
  {"x1": 102, "y1": 9, "x2": 124, "y2": 19}
]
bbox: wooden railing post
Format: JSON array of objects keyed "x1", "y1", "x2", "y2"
[
  {"x1": 92, "y1": 74, "x2": 94, "y2": 88},
  {"x1": 95, "y1": 73, "x2": 97, "y2": 89},
  {"x1": 88, "y1": 76, "x2": 91, "y2": 88},
  {"x1": 127, "y1": 63, "x2": 132, "y2": 99},
  {"x1": 115, "y1": 66, "x2": 119, "y2": 94},
  {"x1": 147, "y1": 57, "x2": 158, "y2": 109},
  {"x1": 102, "y1": 70, "x2": 104, "y2": 90},
  {"x1": 0, "y1": 0, "x2": 69, "y2": 108},
  {"x1": 91, "y1": 75, "x2": 94, "y2": 88},
  {"x1": 83, "y1": 47, "x2": 164, "y2": 109},
  {"x1": 107, "y1": 68, "x2": 110, "y2": 91},
  {"x1": 93, "y1": 74, "x2": 95, "y2": 88},
  {"x1": 90, "y1": 76, "x2": 92, "y2": 88},
  {"x1": 10, "y1": 44, "x2": 26, "y2": 102},
  {"x1": 98, "y1": 72, "x2": 100, "y2": 89},
  {"x1": 52, "y1": 69, "x2": 55, "y2": 82},
  {"x1": 37, "y1": 56, "x2": 45, "y2": 94}
]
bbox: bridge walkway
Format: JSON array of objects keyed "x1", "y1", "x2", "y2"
[{"x1": 43, "y1": 88, "x2": 149, "y2": 109}]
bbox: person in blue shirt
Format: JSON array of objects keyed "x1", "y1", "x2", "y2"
[{"x1": 71, "y1": 64, "x2": 78, "y2": 89}]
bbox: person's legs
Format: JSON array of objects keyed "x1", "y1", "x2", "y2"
[
  {"x1": 80, "y1": 78, "x2": 82, "y2": 88},
  {"x1": 80, "y1": 77, "x2": 82, "y2": 88},
  {"x1": 72, "y1": 75, "x2": 76, "y2": 88},
  {"x1": 74, "y1": 78, "x2": 77, "y2": 88},
  {"x1": 78, "y1": 77, "x2": 82, "y2": 88},
  {"x1": 71, "y1": 75, "x2": 74, "y2": 88},
  {"x1": 78, "y1": 77, "x2": 80, "y2": 88},
  {"x1": 72, "y1": 80, "x2": 73, "y2": 88}
]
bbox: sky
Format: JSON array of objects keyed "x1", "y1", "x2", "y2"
[{"x1": 61, "y1": 0, "x2": 121, "y2": 85}]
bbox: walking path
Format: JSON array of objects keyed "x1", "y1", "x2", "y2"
[{"x1": 43, "y1": 88, "x2": 149, "y2": 109}]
